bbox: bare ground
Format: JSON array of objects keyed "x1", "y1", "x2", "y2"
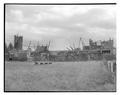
[{"x1": 5, "y1": 61, "x2": 116, "y2": 91}]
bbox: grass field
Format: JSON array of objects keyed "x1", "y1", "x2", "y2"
[{"x1": 5, "y1": 61, "x2": 116, "y2": 91}]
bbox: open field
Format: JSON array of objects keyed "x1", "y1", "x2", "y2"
[{"x1": 5, "y1": 61, "x2": 116, "y2": 91}]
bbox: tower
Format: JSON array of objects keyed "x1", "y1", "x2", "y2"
[{"x1": 14, "y1": 35, "x2": 23, "y2": 50}]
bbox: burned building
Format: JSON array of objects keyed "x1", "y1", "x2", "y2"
[
  {"x1": 14, "y1": 35, "x2": 23, "y2": 50},
  {"x1": 83, "y1": 38, "x2": 115, "y2": 60},
  {"x1": 89, "y1": 39, "x2": 102, "y2": 50},
  {"x1": 101, "y1": 38, "x2": 114, "y2": 49},
  {"x1": 83, "y1": 38, "x2": 114, "y2": 52}
]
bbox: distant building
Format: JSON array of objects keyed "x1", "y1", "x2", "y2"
[{"x1": 14, "y1": 35, "x2": 23, "y2": 50}]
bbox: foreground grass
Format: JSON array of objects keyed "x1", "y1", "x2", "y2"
[{"x1": 5, "y1": 61, "x2": 116, "y2": 91}]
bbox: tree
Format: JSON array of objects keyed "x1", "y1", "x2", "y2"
[
  {"x1": 5, "y1": 42, "x2": 8, "y2": 53},
  {"x1": 8, "y1": 43, "x2": 14, "y2": 51}
]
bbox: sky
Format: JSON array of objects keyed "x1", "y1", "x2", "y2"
[{"x1": 5, "y1": 5, "x2": 116, "y2": 50}]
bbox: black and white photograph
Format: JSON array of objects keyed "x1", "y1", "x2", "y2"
[{"x1": 4, "y1": 3, "x2": 116, "y2": 92}]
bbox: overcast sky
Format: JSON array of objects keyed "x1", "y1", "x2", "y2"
[{"x1": 5, "y1": 5, "x2": 116, "y2": 50}]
